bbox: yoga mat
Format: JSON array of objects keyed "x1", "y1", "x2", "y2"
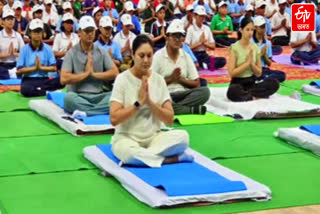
[
  {"x1": 273, "y1": 54, "x2": 320, "y2": 71},
  {"x1": 181, "y1": 117, "x2": 320, "y2": 159},
  {"x1": 47, "y1": 92, "x2": 111, "y2": 125},
  {"x1": 0, "y1": 85, "x2": 20, "y2": 93},
  {"x1": 300, "y1": 124, "x2": 320, "y2": 136},
  {"x1": 174, "y1": 112, "x2": 233, "y2": 125},
  {"x1": 0, "y1": 78, "x2": 21, "y2": 85},
  {"x1": 1, "y1": 152, "x2": 320, "y2": 214},
  {"x1": 0, "y1": 134, "x2": 110, "y2": 177},
  {"x1": 198, "y1": 69, "x2": 228, "y2": 76},
  {"x1": 310, "y1": 81, "x2": 320, "y2": 88},
  {"x1": 98, "y1": 144, "x2": 247, "y2": 197},
  {"x1": 0, "y1": 92, "x2": 44, "y2": 112},
  {"x1": 0, "y1": 111, "x2": 65, "y2": 138},
  {"x1": 281, "y1": 79, "x2": 320, "y2": 91},
  {"x1": 302, "y1": 94, "x2": 320, "y2": 105}
]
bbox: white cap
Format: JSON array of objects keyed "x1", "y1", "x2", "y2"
[
  {"x1": 63, "y1": 2, "x2": 72, "y2": 10},
  {"x1": 29, "y1": 18, "x2": 44, "y2": 30},
  {"x1": 99, "y1": 16, "x2": 113, "y2": 27},
  {"x1": 125, "y1": 1, "x2": 134, "y2": 11},
  {"x1": 218, "y1": 1, "x2": 228, "y2": 8},
  {"x1": 121, "y1": 14, "x2": 133, "y2": 26},
  {"x1": 246, "y1": 4, "x2": 254, "y2": 11},
  {"x1": 194, "y1": 5, "x2": 207, "y2": 16},
  {"x1": 13, "y1": 1, "x2": 23, "y2": 9},
  {"x1": 254, "y1": 15, "x2": 266, "y2": 26},
  {"x1": 62, "y1": 13, "x2": 74, "y2": 22},
  {"x1": 255, "y1": 0, "x2": 266, "y2": 9},
  {"x1": 166, "y1": 19, "x2": 185, "y2": 34},
  {"x1": 92, "y1": 7, "x2": 103, "y2": 17},
  {"x1": 79, "y1": 15, "x2": 97, "y2": 30},
  {"x1": 44, "y1": 0, "x2": 53, "y2": 4},
  {"x1": 155, "y1": 4, "x2": 165, "y2": 13},
  {"x1": 2, "y1": 9, "x2": 15, "y2": 19},
  {"x1": 186, "y1": 5, "x2": 194, "y2": 11},
  {"x1": 32, "y1": 5, "x2": 43, "y2": 13},
  {"x1": 278, "y1": 0, "x2": 287, "y2": 4}
]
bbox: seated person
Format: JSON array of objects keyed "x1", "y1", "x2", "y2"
[
  {"x1": 159, "y1": 0, "x2": 175, "y2": 21},
  {"x1": 171, "y1": 0, "x2": 185, "y2": 19},
  {"x1": 113, "y1": 14, "x2": 137, "y2": 72},
  {"x1": 110, "y1": 34, "x2": 192, "y2": 168},
  {"x1": 141, "y1": 0, "x2": 157, "y2": 33},
  {"x1": 92, "y1": 7, "x2": 104, "y2": 41},
  {"x1": 117, "y1": 2, "x2": 141, "y2": 35},
  {"x1": 150, "y1": 4, "x2": 168, "y2": 51},
  {"x1": 181, "y1": 5, "x2": 195, "y2": 31},
  {"x1": 271, "y1": 0, "x2": 291, "y2": 46},
  {"x1": 186, "y1": 6, "x2": 226, "y2": 70},
  {"x1": 290, "y1": 31, "x2": 320, "y2": 65},
  {"x1": 55, "y1": 2, "x2": 79, "y2": 33},
  {"x1": 0, "y1": 9, "x2": 24, "y2": 79},
  {"x1": 16, "y1": 19, "x2": 63, "y2": 97},
  {"x1": 95, "y1": 16, "x2": 123, "y2": 68},
  {"x1": 152, "y1": 20, "x2": 210, "y2": 115},
  {"x1": 316, "y1": 2, "x2": 320, "y2": 45},
  {"x1": 253, "y1": 16, "x2": 286, "y2": 83},
  {"x1": 193, "y1": 0, "x2": 212, "y2": 21},
  {"x1": 53, "y1": 13, "x2": 79, "y2": 71},
  {"x1": 227, "y1": 18, "x2": 279, "y2": 102},
  {"x1": 265, "y1": 0, "x2": 278, "y2": 19},
  {"x1": 102, "y1": 0, "x2": 120, "y2": 27},
  {"x1": 82, "y1": 0, "x2": 99, "y2": 16},
  {"x1": 42, "y1": 0, "x2": 60, "y2": 32},
  {"x1": 228, "y1": 0, "x2": 246, "y2": 31},
  {"x1": 211, "y1": 1, "x2": 236, "y2": 47},
  {"x1": 25, "y1": 5, "x2": 54, "y2": 44},
  {"x1": 60, "y1": 16, "x2": 119, "y2": 116},
  {"x1": 13, "y1": 1, "x2": 29, "y2": 37},
  {"x1": 239, "y1": 4, "x2": 254, "y2": 24}
]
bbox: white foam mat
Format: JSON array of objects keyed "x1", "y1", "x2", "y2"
[
  {"x1": 84, "y1": 145, "x2": 271, "y2": 208},
  {"x1": 29, "y1": 100, "x2": 114, "y2": 136},
  {"x1": 302, "y1": 85, "x2": 320, "y2": 97}
]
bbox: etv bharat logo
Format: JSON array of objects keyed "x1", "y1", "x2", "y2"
[{"x1": 291, "y1": 4, "x2": 315, "y2": 32}]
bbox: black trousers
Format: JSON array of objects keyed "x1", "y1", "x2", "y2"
[
  {"x1": 0, "y1": 62, "x2": 16, "y2": 79},
  {"x1": 291, "y1": 47, "x2": 320, "y2": 65},
  {"x1": 256, "y1": 67, "x2": 286, "y2": 83},
  {"x1": 194, "y1": 51, "x2": 226, "y2": 70},
  {"x1": 215, "y1": 37, "x2": 237, "y2": 48},
  {"x1": 272, "y1": 36, "x2": 290, "y2": 46},
  {"x1": 21, "y1": 77, "x2": 64, "y2": 97},
  {"x1": 227, "y1": 76, "x2": 279, "y2": 102}
]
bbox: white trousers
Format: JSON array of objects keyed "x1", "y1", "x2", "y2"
[{"x1": 111, "y1": 130, "x2": 190, "y2": 168}]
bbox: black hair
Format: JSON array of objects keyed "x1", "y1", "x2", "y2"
[
  {"x1": 132, "y1": 34, "x2": 154, "y2": 55},
  {"x1": 61, "y1": 20, "x2": 74, "y2": 32},
  {"x1": 237, "y1": 17, "x2": 254, "y2": 40}
]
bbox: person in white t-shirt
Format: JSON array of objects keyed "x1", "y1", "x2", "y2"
[
  {"x1": 113, "y1": 13, "x2": 137, "y2": 71},
  {"x1": 290, "y1": 31, "x2": 320, "y2": 65},
  {"x1": 0, "y1": 9, "x2": 25, "y2": 79},
  {"x1": 271, "y1": 0, "x2": 290, "y2": 46},
  {"x1": 170, "y1": 0, "x2": 184, "y2": 19},
  {"x1": 42, "y1": 0, "x2": 59, "y2": 32},
  {"x1": 181, "y1": 5, "x2": 196, "y2": 31},
  {"x1": 53, "y1": 13, "x2": 79, "y2": 70},
  {"x1": 110, "y1": 34, "x2": 192, "y2": 168},
  {"x1": 152, "y1": 19, "x2": 210, "y2": 115},
  {"x1": 185, "y1": 6, "x2": 226, "y2": 70},
  {"x1": 265, "y1": 0, "x2": 278, "y2": 19}
]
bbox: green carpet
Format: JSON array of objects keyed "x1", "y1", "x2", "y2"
[
  {"x1": 281, "y1": 79, "x2": 319, "y2": 91},
  {"x1": 1, "y1": 152, "x2": 320, "y2": 214},
  {"x1": 0, "y1": 134, "x2": 110, "y2": 177},
  {"x1": 0, "y1": 112, "x2": 65, "y2": 138},
  {"x1": 174, "y1": 112, "x2": 233, "y2": 126},
  {"x1": 0, "y1": 92, "x2": 44, "y2": 112}
]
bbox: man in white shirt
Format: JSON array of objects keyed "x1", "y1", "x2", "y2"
[
  {"x1": 181, "y1": 5, "x2": 196, "y2": 31},
  {"x1": 265, "y1": 0, "x2": 278, "y2": 19},
  {"x1": 271, "y1": 0, "x2": 290, "y2": 46},
  {"x1": 42, "y1": 0, "x2": 59, "y2": 32},
  {"x1": 170, "y1": 0, "x2": 184, "y2": 19},
  {"x1": 290, "y1": 31, "x2": 320, "y2": 65},
  {"x1": 152, "y1": 19, "x2": 210, "y2": 115}
]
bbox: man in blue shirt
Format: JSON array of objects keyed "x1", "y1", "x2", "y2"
[
  {"x1": 16, "y1": 19, "x2": 63, "y2": 97},
  {"x1": 229, "y1": 0, "x2": 246, "y2": 30},
  {"x1": 95, "y1": 16, "x2": 123, "y2": 68}
]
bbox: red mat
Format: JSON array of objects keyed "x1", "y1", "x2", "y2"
[{"x1": 0, "y1": 85, "x2": 20, "y2": 93}]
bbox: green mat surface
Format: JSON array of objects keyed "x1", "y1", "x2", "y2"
[
  {"x1": 0, "y1": 92, "x2": 44, "y2": 112},
  {"x1": 174, "y1": 112, "x2": 234, "y2": 125},
  {"x1": 1, "y1": 152, "x2": 320, "y2": 214},
  {"x1": 0, "y1": 134, "x2": 110, "y2": 177},
  {"x1": 281, "y1": 79, "x2": 319, "y2": 91},
  {"x1": 0, "y1": 112, "x2": 65, "y2": 138}
]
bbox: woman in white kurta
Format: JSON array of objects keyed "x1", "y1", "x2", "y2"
[{"x1": 110, "y1": 35, "x2": 192, "y2": 168}]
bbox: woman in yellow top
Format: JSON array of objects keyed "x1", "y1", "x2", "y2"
[{"x1": 227, "y1": 17, "x2": 279, "y2": 102}]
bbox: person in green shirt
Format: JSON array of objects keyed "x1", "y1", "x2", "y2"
[
  {"x1": 73, "y1": 0, "x2": 83, "y2": 19},
  {"x1": 210, "y1": 1, "x2": 236, "y2": 47},
  {"x1": 227, "y1": 17, "x2": 279, "y2": 102},
  {"x1": 161, "y1": 0, "x2": 174, "y2": 21}
]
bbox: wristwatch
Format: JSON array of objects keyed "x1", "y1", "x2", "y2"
[{"x1": 134, "y1": 101, "x2": 141, "y2": 109}]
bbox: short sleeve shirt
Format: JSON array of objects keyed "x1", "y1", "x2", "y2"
[
  {"x1": 94, "y1": 39, "x2": 123, "y2": 62},
  {"x1": 62, "y1": 43, "x2": 114, "y2": 93},
  {"x1": 210, "y1": 14, "x2": 234, "y2": 38},
  {"x1": 271, "y1": 11, "x2": 290, "y2": 38},
  {"x1": 185, "y1": 24, "x2": 215, "y2": 52},
  {"x1": 52, "y1": 32, "x2": 80, "y2": 59},
  {"x1": 113, "y1": 30, "x2": 137, "y2": 57},
  {"x1": 290, "y1": 31, "x2": 317, "y2": 52},
  {"x1": 0, "y1": 30, "x2": 25, "y2": 63}
]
